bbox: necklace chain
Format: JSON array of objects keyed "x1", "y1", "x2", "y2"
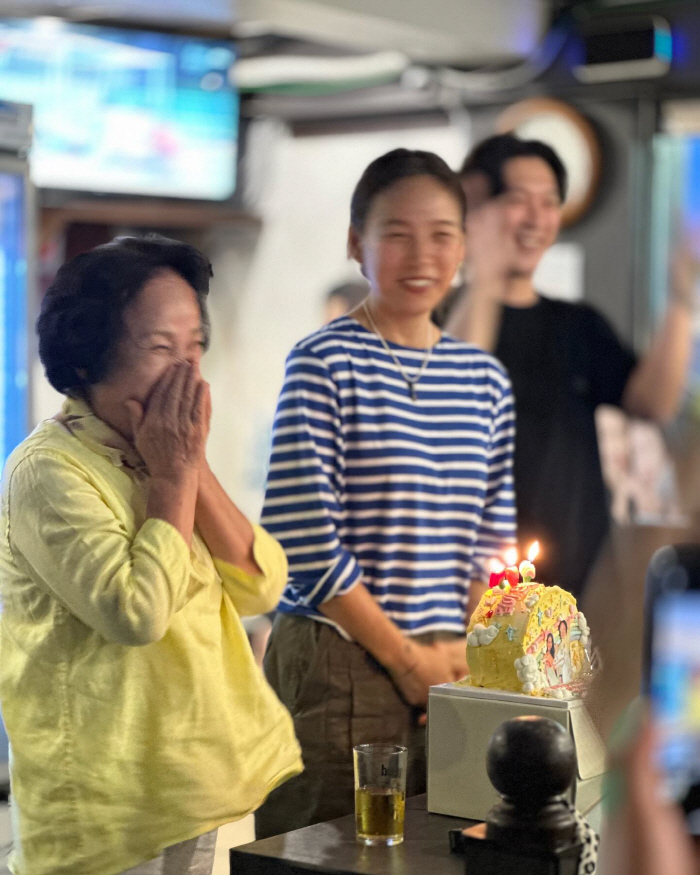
[{"x1": 362, "y1": 302, "x2": 434, "y2": 401}]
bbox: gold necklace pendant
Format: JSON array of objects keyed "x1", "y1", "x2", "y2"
[{"x1": 362, "y1": 302, "x2": 433, "y2": 403}]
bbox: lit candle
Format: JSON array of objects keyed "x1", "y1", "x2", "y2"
[
  {"x1": 489, "y1": 552, "x2": 519, "y2": 589},
  {"x1": 518, "y1": 541, "x2": 540, "y2": 584},
  {"x1": 488, "y1": 558, "x2": 505, "y2": 589},
  {"x1": 504, "y1": 546, "x2": 518, "y2": 568},
  {"x1": 489, "y1": 544, "x2": 538, "y2": 589}
]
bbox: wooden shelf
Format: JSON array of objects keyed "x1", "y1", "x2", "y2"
[{"x1": 40, "y1": 199, "x2": 261, "y2": 247}]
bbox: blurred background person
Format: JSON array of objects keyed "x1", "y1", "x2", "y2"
[
  {"x1": 441, "y1": 133, "x2": 694, "y2": 598},
  {"x1": 323, "y1": 279, "x2": 370, "y2": 324},
  {"x1": 628, "y1": 421, "x2": 685, "y2": 526},
  {"x1": 0, "y1": 236, "x2": 301, "y2": 875},
  {"x1": 596, "y1": 407, "x2": 685, "y2": 527},
  {"x1": 256, "y1": 148, "x2": 516, "y2": 838},
  {"x1": 596, "y1": 406, "x2": 634, "y2": 525}
]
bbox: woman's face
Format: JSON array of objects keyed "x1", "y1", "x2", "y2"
[
  {"x1": 348, "y1": 175, "x2": 465, "y2": 319},
  {"x1": 90, "y1": 268, "x2": 205, "y2": 436}
]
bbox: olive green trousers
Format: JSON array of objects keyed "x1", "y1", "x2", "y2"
[{"x1": 256, "y1": 614, "x2": 454, "y2": 839}]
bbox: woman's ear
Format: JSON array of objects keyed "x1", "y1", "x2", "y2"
[
  {"x1": 347, "y1": 225, "x2": 363, "y2": 267},
  {"x1": 457, "y1": 232, "x2": 467, "y2": 266}
]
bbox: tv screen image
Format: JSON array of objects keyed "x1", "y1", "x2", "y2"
[
  {"x1": 0, "y1": 18, "x2": 238, "y2": 200},
  {"x1": 0, "y1": 169, "x2": 28, "y2": 463}
]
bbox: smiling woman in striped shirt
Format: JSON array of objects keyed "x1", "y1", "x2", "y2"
[{"x1": 256, "y1": 149, "x2": 517, "y2": 837}]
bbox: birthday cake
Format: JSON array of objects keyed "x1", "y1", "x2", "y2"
[{"x1": 466, "y1": 556, "x2": 590, "y2": 698}]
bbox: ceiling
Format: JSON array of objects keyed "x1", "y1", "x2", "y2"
[
  {"x1": 0, "y1": 0, "x2": 559, "y2": 65},
  {"x1": 236, "y1": 0, "x2": 552, "y2": 66}
]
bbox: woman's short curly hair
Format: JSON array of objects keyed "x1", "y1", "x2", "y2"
[{"x1": 38, "y1": 234, "x2": 213, "y2": 398}]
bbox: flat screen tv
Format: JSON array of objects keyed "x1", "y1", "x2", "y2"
[{"x1": 0, "y1": 18, "x2": 239, "y2": 200}]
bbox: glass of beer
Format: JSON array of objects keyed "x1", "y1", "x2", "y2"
[{"x1": 353, "y1": 743, "x2": 407, "y2": 846}]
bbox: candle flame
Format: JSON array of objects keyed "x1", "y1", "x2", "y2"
[
  {"x1": 504, "y1": 547, "x2": 518, "y2": 567},
  {"x1": 527, "y1": 541, "x2": 540, "y2": 562},
  {"x1": 489, "y1": 557, "x2": 505, "y2": 574}
]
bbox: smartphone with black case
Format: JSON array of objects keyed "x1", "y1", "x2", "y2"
[{"x1": 644, "y1": 544, "x2": 700, "y2": 832}]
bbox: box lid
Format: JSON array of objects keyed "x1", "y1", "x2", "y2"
[{"x1": 430, "y1": 682, "x2": 576, "y2": 709}]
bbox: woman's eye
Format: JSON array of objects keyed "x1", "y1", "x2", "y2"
[{"x1": 152, "y1": 345, "x2": 171, "y2": 353}]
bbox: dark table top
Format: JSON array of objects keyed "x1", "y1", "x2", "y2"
[{"x1": 229, "y1": 796, "x2": 475, "y2": 875}]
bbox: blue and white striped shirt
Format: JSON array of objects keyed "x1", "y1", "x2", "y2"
[{"x1": 261, "y1": 317, "x2": 517, "y2": 636}]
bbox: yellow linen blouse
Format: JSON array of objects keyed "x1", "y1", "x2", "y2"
[{"x1": 0, "y1": 398, "x2": 302, "y2": 875}]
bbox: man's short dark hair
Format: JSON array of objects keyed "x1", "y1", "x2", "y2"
[
  {"x1": 459, "y1": 134, "x2": 567, "y2": 207},
  {"x1": 38, "y1": 234, "x2": 212, "y2": 398}
]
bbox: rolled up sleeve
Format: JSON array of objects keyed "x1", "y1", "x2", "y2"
[
  {"x1": 261, "y1": 349, "x2": 362, "y2": 610},
  {"x1": 6, "y1": 451, "x2": 195, "y2": 646},
  {"x1": 213, "y1": 525, "x2": 288, "y2": 616}
]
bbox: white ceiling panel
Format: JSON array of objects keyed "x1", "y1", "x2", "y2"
[{"x1": 237, "y1": 0, "x2": 551, "y2": 65}]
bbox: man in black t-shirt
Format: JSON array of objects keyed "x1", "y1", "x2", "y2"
[{"x1": 443, "y1": 134, "x2": 693, "y2": 597}]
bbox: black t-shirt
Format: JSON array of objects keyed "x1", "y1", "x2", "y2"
[{"x1": 494, "y1": 296, "x2": 637, "y2": 597}]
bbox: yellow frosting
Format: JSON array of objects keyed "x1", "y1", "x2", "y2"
[{"x1": 466, "y1": 582, "x2": 590, "y2": 696}]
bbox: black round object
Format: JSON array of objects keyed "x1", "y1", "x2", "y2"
[{"x1": 486, "y1": 716, "x2": 577, "y2": 806}]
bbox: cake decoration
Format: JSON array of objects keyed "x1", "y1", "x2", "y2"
[{"x1": 466, "y1": 544, "x2": 591, "y2": 698}]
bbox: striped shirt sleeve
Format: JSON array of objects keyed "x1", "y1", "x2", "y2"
[
  {"x1": 261, "y1": 347, "x2": 362, "y2": 608},
  {"x1": 470, "y1": 374, "x2": 517, "y2": 581}
]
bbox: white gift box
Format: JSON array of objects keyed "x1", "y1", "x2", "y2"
[{"x1": 426, "y1": 683, "x2": 607, "y2": 821}]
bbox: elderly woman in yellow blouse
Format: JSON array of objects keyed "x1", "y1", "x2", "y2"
[{"x1": 0, "y1": 235, "x2": 302, "y2": 875}]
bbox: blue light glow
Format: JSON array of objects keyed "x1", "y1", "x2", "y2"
[
  {"x1": 655, "y1": 27, "x2": 674, "y2": 63},
  {"x1": 0, "y1": 171, "x2": 28, "y2": 462},
  {"x1": 672, "y1": 26, "x2": 691, "y2": 67},
  {"x1": 682, "y1": 140, "x2": 700, "y2": 223}
]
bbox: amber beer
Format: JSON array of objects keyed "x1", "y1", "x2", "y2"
[
  {"x1": 352, "y1": 743, "x2": 408, "y2": 846},
  {"x1": 355, "y1": 786, "x2": 406, "y2": 845}
]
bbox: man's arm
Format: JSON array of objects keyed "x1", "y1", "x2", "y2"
[
  {"x1": 586, "y1": 246, "x2": 696, "y2": 424},
  {"x1": 623, "y1": 298, "x2": 693, "y2": 423},
  {"x1": 445, "y1": 282, "x2": 503, "y2": 353},
  {"x1": 445, "y1": 201, "x2": 514, "y2": 352}
]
